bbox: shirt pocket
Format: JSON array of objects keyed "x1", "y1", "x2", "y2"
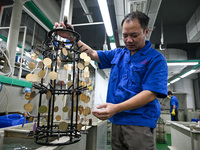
[
  {"x1": 109, "y1": 59, "x2": 119, "y2": 82},
  {"x1": 128, "y1": 64, "x2": 147, "y2": 90}
]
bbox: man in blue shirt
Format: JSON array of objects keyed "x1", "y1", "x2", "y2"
[
  {"x1": 168, "y1": 91, "x2": 179, "y2": 121},
  {"x1": 55, "y1": 11, "x2": 168, "y2": 150}
]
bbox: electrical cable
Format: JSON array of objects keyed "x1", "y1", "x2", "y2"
[
  {"x1": 0, "y1": 88, "x2": 7, "y2": 106},
  {"x1": 0, "y1": 46, "x2": 13, "y2": 76},
  {"x1": 1, "y1": 84, "x2": 10, "y2": 114}
]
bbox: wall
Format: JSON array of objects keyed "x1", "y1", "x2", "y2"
[
  {"x1": 173, "y1": 78, "x2": 195, "y2": 109},
  {"x1": 0, "y1": 83, "x2": 36, "y2": 114}
]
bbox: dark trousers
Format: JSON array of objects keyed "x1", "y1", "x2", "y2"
[
  {"x1": 171, "y1": 110, "x2": 179, "y2": 121},
  {"x1": 111, "y1": 123, "x2": 155, "y2": 150}
]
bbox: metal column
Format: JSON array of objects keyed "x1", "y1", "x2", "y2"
[{"x1": 6, "y1": 0, "x2": 27, "y2": 76}]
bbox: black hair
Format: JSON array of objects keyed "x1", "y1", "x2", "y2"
[
  {"x1": 121, "y1": 11, "x2": 150, "y2": 31},
  {"x1": 168, "y1": 91, "x2": 173, "y2": 95}
]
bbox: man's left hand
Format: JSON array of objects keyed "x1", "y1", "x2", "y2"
[{"x1": 92, "y1": 103, "x2": 118, "y2": 120}]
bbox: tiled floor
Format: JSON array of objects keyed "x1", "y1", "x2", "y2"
[{"x1": 156, "y1": 134, "x2": 171, "y2": 150}]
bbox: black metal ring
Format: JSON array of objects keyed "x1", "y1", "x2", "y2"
[{"x1": 48, "y1": 28, "x2": 81, "y2": 42}]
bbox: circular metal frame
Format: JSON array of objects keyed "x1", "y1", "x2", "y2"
[
  {"x1": 34, "y1": 124, "x2": 81, "y2": 146},
  {"x1": 48, "y1": 28, "x2": 81, "y2": 43}
]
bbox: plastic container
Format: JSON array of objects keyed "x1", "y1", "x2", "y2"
[
  {"x1": 191, "y1": 118, "x2": 199, "y2": 123},
  {"x1": 0, "y1": 114, "x2": 26, "y2": 128}
]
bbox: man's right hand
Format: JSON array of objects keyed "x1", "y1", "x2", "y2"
[
  {"x1": 53, "y1": 22, "x2": 99, "y2": 62},
  {"x1": 53, "y1": 22, "x2": 74, "y2": 40}
]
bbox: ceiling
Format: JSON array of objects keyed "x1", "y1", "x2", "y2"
[
  {"x1": 151, "y1": 0, "x2": 200, "y2": 59},
  {"x1": 1, "y1": 0, "x2": 200, "y2": 80},
  {"x1": 56, "y1": 0, "x2": 200, "y2": 59},
  {"x1": 56, "y1": 0, "x2": 200, "y2": 81},
  {"x1": 2, "y1": 0, "x2": 200, "y2": 54}
]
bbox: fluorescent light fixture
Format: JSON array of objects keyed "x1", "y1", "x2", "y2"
[
  {"x1": 73, "y1": 22, "x2": 103, "y2": 27},
  {"x1": 170, "y1": 77, "x2": 180, "y2": 84},
  {"x1": 167, "y1": 83, "x2": 170, "y2": 86},
  {"x1": 79, "y1": 0, "x2": 93, "y2": 23},
  {"x1": 0, "y1": 38, "x2": 2, "y2": 42},
  {"x1": 180, "y1": 69, "x2": 196, "y2": 78},
  {"x1": 97, "y1": 0, "x2": 113, "y2": 36},
  {"x1": 110, "y1": 42, "x2": 116, "y2": 49},
  {"x1": 167, "y1": 62, "x2": 198, "y2": 66}
]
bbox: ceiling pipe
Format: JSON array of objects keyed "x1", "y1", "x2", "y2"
[
  {"x1": 79, "y1": 0, "x2": 93, "y2": 23},
  {"x1": 103, "y1": 31, "x2": 108, "y2": 50},
  {"x1": 22, "y1": 6, "x2": 50, "y2": 32},
  {"x1": 59, "y1": 0, "x2": 66, "y2": 23},
  {"x1": 31, "y1": 22, "x2": 36, "y2": 50},
  {"x1": 62, "y1": 0, "x2": 74, "y2": 24},
  {"x1": 146, "y1": 0, "x2": 162, "y2": 40},
  {"x1": 24, "y1": 1, "x2": 54, "y2": 30},
  {"x1": 159, "y1": 17, "x2": 165, "y2": 50},
  {"x1": 159, "y1": 4, "x2": 165, "y2": 50}
]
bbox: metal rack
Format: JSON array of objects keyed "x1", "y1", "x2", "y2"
[
  {"x1": 156, "y1": 117, "x2": 167, "y2": 144},
  {"x1": 33, "y1": 28, "x2": 87, "y2": 146}
]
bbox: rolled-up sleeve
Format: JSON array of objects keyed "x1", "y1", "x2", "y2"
[
  {"x1": 142, "y1": 56, "x2": 168, "y2": 98},
  {"x1": 97, "y1": 49, "x2": 116, "y2": 69}
]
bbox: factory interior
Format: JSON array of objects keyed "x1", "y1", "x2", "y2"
[{"x1": 1, "y1": 0, "x2": 200, "y2": 149}]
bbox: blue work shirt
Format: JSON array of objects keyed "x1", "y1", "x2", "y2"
[
  {"x1": 170, "y1": 95, "x2": 179, "y2": 112},
  {"x1": 97, "y1": 41, "x2": 168, "y2": 128}
]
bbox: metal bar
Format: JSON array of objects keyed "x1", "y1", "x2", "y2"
[
  {"x1": 70, "y1": 59, "x2": 75, "y2": 141},
  {"x1": 18, "y1": 26, "x2": 27, "y2": 79},
  {"x1": 36, "y1": 77, "x2": 44, "y2": 134},
  {"x1": 0, "y1": 5, "x2": 14, "y2": 26},
  {"x1": 46, "y1": 54, "x2": 54, "y2": 142},
  {"x1": 31, "y1": 22, "x2": 36, "y2": 48},
  {"x1": 75, "y1": 68, "x2": 80, "y2": 133},
  {"x1": 51, "y1": 46, "x2": 58, "y2": 133}
]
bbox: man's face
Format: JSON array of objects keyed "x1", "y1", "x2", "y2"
[{"x1": 122, "y1": 18, "x2": 149, "y2": 55}]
